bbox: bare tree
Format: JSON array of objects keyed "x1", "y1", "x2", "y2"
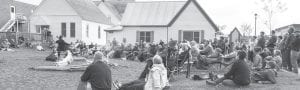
[
  {"x1": 240, "y1": 24, "x2": 252, "y2": 36},
  {"x1": 256, "y1": 0, "x2": 287, "y2": 34},
  {"x1": 217, "y1": 25, "x2": 227, "y2": 31}
]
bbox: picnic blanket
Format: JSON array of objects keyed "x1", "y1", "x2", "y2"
[{"x1": 30, "y1": 64, "x2": 89, "y2": 72}]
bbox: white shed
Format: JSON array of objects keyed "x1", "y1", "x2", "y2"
[{"x1": 106, "y1": 0, "x2": 218, "y2": 44}]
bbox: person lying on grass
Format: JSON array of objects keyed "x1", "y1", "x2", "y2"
[
  {"x1": 78, "y1": 51, "x2": 112, "y2": 90},
  {"x1": 114, "y1": 55, "x2": 170, "y2": 90},
  {"x1": 206, "y1": 50, "x2": 251, "y2": 86}
]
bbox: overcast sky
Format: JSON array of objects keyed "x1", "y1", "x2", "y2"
[{"x1": 17, "y1": 0, "x2": 300, "y2": 35}]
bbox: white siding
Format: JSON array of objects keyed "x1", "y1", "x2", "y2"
[
  {"x1": 169, "y1": 1, "x2": 216, "y2": 41},
  {"x1": 81, "y1": 20, "x2": 109, "y2": 45},
  {"x1": 30, "y1": 16, "x2": 82, "y2": 43},
  {"x1": 107, "y1": 27, "x2": 168, "y2": 44},
  {"x1": 107, "y1": 1, "x2": 216, "y2": 44}
]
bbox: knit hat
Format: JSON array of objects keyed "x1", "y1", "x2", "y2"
[{"x1": 94, "y1": 51, "x2": 103, "y2": 61}]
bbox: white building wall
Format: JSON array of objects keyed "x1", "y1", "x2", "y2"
[
  {"x1": 107, "y1": 27, "x2": 168, "y2": 44},
  {"x1": 107, "y1": 1, "x2": 216, "y2": 44},
  {"x1": 81, "y1": 20, "x2": 109, "y2": 45},
  {"x1": 169, "y1": 1, "x2": 216, "y2": 41},
  {"x1": 30, "y1": 16, "x2": 82, "y2": 43}
]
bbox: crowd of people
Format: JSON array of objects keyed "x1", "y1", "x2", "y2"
[
  {"x1": 74, "y1": 27, "x2": 300, "y2": 90},
  {"x1": 1, "y1": 27, "x2": 299, "y2": 90}
]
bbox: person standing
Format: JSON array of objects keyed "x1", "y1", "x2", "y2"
[
  {"x1": 56, "y1": 36, "x2": 69, "y2": 58},
  {"x1": 79, "y1": 52, "x2": 112, "y2": 90},
  {"x1": 256, "y1": 32, "x2": 266, "y2": 50},
  {"x1": 283, "y1": 28, "x2": 295, "y2": 71},
  {"x1": 266, "y1": 31, "x2": 277, "y2": 55},
  {"x1": 289, "y1": 31, "x2": 300, "y2": 74}
]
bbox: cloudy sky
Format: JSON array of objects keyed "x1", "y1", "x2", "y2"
[{"x1": 17, "y1": 0, "x2": 300, "y2": 35}]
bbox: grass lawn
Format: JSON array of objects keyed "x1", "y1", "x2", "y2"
[{"x1": 0, "y1": 48, "x2": 300, "y2": 90}]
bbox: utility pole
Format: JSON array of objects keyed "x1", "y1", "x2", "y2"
[{"x1": 254, "y1": 13, "x2": 257, "y2": 36}]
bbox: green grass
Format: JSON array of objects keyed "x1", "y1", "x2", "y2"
[{"x1": 0, "y1": 48, "x2": 300, "y2": 90}]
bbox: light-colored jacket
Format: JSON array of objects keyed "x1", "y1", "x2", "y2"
[{"x1": 144, "y1": 64, "x2": 168, "y2": 90}]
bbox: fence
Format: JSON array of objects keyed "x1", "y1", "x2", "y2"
[{"x1": 0, "y1": 32, "x2": 43, "y2": 43}]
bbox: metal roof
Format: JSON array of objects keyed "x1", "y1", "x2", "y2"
[
  {"x1": 121, "y1": 1, "x2": 186, "y2": 26},
  {"x1": 66, "y1": 0, "x2": 110, "y2": 25}
]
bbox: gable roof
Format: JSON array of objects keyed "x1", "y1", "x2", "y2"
[
  {"x1": 94, "y1": 1, "x2": 122, "y2": 20},
  {"x1": 168, "y1": 0, "x2": 218, "y2": 31},
  {"x1": 65, "y1": 0, "x2": 110, "y2": 24},
  {"x1": 121, "y1": 0, "x2": 218, "y2": 31},
  {"x1": 229, "y1": 27, "x2": 242, "y2": 36},
  {"x1": 121, "y1": 1, "x2": 186, "y2": 26},
  {"x1": 0, "y1": 0, "x2": 36, "y2": 28},
  {"x1": 94, "y1": 1, "x2": 130, "y2": 18}
]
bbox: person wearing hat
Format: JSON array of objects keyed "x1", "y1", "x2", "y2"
[
  {"x1": 256, "y1": 31, "x2": 266, "y2": 50},
  {"x1": 282, "y1": 28, "x2": 295, "y2": 71},
  {"x1": 289, "y1": 30, "x2": 300, "y2": 74},
  {"x1": 79, "y1": 51, "x2": 112, "y2": 90}
]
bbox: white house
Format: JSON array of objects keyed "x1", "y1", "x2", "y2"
[
  {"x1": 228, "y1": 27, "x2": 242, "y2": 43},
  {"x1": 105, "y1": 0, "x2": 218, "y2": 44},
  {"x1": 30, "y1": 0, "x2": 111, "y2": 45}
]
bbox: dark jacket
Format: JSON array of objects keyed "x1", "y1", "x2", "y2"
[
  {"x1": 81, "y1": 61, "x2": 112, "y2": 90},
  {"x1": 56, "y1": 39, "x2": 68, "y2": 51},
  {"x1": 224, "y1": 59, "x2": 251, "y2": 86},
  {"x1": 285, "y1": 34, "x2": 295, "y2": 50},
  {"x1": 290, "y1": 34, "x2": 300, "y2": 51},
  {"x1": 256, "y1": 36, "x2": 266, "y2": 49},
  {"x1": 267, "y1": 35, "x2": 277, "y2": 48}
]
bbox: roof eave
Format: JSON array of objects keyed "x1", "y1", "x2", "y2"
[{"x1": 167, "y1": 0, "x2": 219, "y2": 31}]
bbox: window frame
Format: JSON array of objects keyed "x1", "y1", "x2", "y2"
[
  {"x1": 86, "y1": 24, "x2": 89, "y2": 38},
  {"x1": 98, "y1": 26, "x2": 101, "y2": 39},
  {"x1": 182, "y1": 31, "x2": 201, "y2": 43},
  {"x1": 61, "y1": 23, "x2": 67, "y2": 37},
  {"x1": 70, "y1": 22, "x2": 76, "y2": 38},
  {"x1": 139, "y1": 31, "x2": 152, "y2": 43}
]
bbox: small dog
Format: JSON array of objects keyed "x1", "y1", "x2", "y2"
[{"x1": 55, "y1": 50, "x2": 73, "y2": 67}]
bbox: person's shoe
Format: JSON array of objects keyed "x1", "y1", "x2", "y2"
[{"x1": 206, "y1": 80, "x2": 218, "y2": 86}]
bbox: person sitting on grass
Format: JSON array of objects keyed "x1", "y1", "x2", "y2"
[
  {"x1": 250, "y1": 56, "x2": 278, "y2": 84},
  {"x1": 114, "y1": 55, "x2": 169, "y2": 90},
  {"x1": 250, "y1": 47, "x2": 263, "y2": 71},
  {"x1": 206, "y1": 50, "x2": 251, "y2": 86},
  {"x1": 78, "y1": 51, "x2": 112, "y2": 90}
]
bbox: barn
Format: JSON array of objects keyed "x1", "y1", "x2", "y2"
[
  {"x1": 228, "y1": 27, "x2": 242, "y2": 43},
  {"x1": 105, "y1": 0, "x2": 218, "y2": 44},
  {"x1": 30, "y1": 0, "x2": 111, "y2": 45}
]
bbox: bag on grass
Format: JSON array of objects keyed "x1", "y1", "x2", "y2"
[{"x1": 46, "y1": 52, "x2": 58, "y2": 62}]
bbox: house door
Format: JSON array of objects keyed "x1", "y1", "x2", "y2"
[{"x1": 36, "y1": 25, "x2": 50, "y2": 41}]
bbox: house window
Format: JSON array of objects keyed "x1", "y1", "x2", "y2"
[
  {"x1": 98, "y1": 26, "x2": 101, "y2": 39},
  {"x1": 183, "y1": 31, "x2": 200, "y2": 43},
  {"x1": 138, "y1": 31, "x2": 153, "y2": 43},
  {"x1": 70, "y1": 22, "x2": 76, "y2": 37},
  {"x1": 86, "y1": 24, "x2": 89, "y2": 38},
  {"x1": 61, "y1": 23, "x2": 66, "y2": 37},
  {"x1": 10, "y1": 6, "x2": 15, "y2": 13}
]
